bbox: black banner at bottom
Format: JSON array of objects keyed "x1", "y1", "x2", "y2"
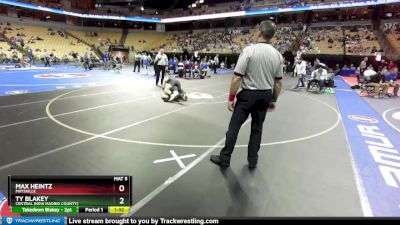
[
  {"x1": 65, "y1": 217, "x2": 400, "y2": 225},
  {"x1": 67, "y1": 218, "x2": 218, "y2": 225}
]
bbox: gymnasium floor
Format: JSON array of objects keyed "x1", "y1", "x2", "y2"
[{"x1": 0, "y1": 65, "x2": 399, "y2": 217}]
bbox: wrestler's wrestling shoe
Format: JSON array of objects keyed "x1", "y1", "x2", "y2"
[
  {"x1": 181, "y1": 92, "x2": 188, "y2": 101},
  {"x1": 168, "y1": 91, "x2": 179, "y2": 102}
]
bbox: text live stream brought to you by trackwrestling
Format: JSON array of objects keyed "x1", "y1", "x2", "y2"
[{"x1": 0, "y1": 217, "x2": 224, "y2": 225}]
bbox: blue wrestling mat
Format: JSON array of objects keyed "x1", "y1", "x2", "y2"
[
  {"x1": 0, "y1": 64, "x2": 233, "y2": 96},
  {"x1": 0, "y1": 64, "x2": 142, "y2": 96},
  {"x1": 335, "y1": 77, "x2": 400, "y2": 216}
]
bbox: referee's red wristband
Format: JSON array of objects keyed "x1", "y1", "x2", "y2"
[{"x1": 228, "y1": 94, "x2": 236, "y2": 102}]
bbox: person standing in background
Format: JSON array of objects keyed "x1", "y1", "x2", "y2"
[
  {"x1": 360, "y1": 57, "x2": 368, "y2": 74},
  {"x1": 141, "y1": 53, "x2": 147, "y2": 69},
  {"x1": 103, "y1": 51, "x2": 110, "y2": 70},
  {"x1": 155, "y1": 49, "x2": 168, "y2": 86},
  {"x1": 292, "y1": 57, "x2": 307, "y2": 89},
  {"x1": 134, "y1": 52, "x2": 141, "y2": 73},
  {"x1": 43, "y1": 49, "x2": 51, "y2": 67},
  {"x1": 26, "y1": 47, "x2": 34, "y2": 64},
  {"x1": 314, "y1": 58, "x2": 320, "y2": 68},
  {"x1": 213, "y1": 54, "x2": 219, "y2": 74}
]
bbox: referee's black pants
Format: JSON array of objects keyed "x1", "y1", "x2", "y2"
[
  {"x1": 154, "y1": 65, "x2": 159, "y2": 77},
  {"x1": 156, "y1": 65, "x2": 166, "y2": 86},
  {"x1": 220, "y1": 89, "x2": 272, "y2": 166},
  {"x1": 134, "y1": 61, "x2": 140, "y2": 72},
  {"x1": 44, "y1": 57, "x2": 51, "y2": 67}
]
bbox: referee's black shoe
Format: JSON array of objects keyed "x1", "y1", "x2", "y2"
[
  {"x1": 248, "y1": 164, "x2": 257, "y2": 170},
  {"x1": 210, "y1": 155, "x2": 229, "y2": 167}
]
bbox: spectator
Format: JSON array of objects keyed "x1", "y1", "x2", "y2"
[
  {"x1": 292, "y1": 58, "x2": 307, "y2": 89},
  {"x1": 308, "y1": 67, "x2": 329, "y2": 94},
  {"x1": 367, "y1": 70, "x2": 390, "y2": 98},
  {"x1": 360, "y1": 57, "x2": 368, "y2": 73},
  {"x1": 213, "y1": 54, "x2": 219, "y2": 74},
  {"x1": 133, "y1": 52, "x2": 141, "y2": 73},
  {"x1": 388, "y1": 60, "x2": 397, "y2": 70},
  {"x1": 383, "y1": 67, "x2": 399, "y2": 97}
]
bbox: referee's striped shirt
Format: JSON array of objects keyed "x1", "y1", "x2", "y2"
[{"x1": 234, "y1": 42, "x2": 284, "y2": 90}]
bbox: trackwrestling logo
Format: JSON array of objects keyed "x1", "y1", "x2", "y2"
[
  {"x1": 348, "y1": 115, "x2": 379, "y2": 124},
  {"x1": 34, "y1": 73, "x2": 90, "y2": 79},
  {"x1": 2, "y1": 217, "x2": 64, "y2": 225}
]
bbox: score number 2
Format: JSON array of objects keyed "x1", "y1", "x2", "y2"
[{"x1": 119, "y1": 185, "x2": 125, "y2": 205}]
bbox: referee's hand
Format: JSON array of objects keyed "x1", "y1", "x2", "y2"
[
  {"x1": 228, "y1": 101, "x2": 235, "y2": 111},
  {"x1": 268, "y1": 102, "x2": 276, "y2": 112}
]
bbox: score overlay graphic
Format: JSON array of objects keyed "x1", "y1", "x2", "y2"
[{"x1": 8, "y1": 176, "x2": 132, "y2": 214}]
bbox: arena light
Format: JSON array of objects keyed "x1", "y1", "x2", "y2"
[
  {"x1": 0, "y1": 0, "x2": 160, "y2": 22},
  {"x1": 192, "y1": 3, "x2": 197, "y2": 8},
  {"x1": 1, "y1": 0, "x2": 400, "y2": 24},
  {"x1": 245, "y1": 0, "x2": 400, "y2": 16},
  {"x1": 162, "y1": 0, "x2": 400, "y2": 23},
  {"x1": 199, "y1": 0, "x2": 204, "y2": 3},
  {"x1": 162, "y1": 11, "x2": 246, "y2": 23},
  {"x1": 37, "y1": 6, "x2": 55, "y2": 13},
  {"x1": 140, "y1": 6, "x2": 144, "y2": 11}
]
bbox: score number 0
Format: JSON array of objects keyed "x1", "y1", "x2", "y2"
[{"x1": 119, "y1": 184, "x2": 125, "y2": 205}]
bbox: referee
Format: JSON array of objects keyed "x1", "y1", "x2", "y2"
[
  {"x1": 210, "y1": 20, "x2": 283, "y2": 169},
  {"x1": 154, "y1": 49, "x2": 168, "y2": 86}
]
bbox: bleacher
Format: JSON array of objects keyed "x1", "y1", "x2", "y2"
[
  {"x1": 345, "y1": 29, "x2": 380, "y2": 55},
  {"x1": 159, "y1": 30, "x2": 242, "y2": 53},
  {"x1": 158, "y1": 26, "x2": 292, "y2": 54},
  {"x1": 303, "y1": 26, "x2": 381, "y2": 55},
  {"x1": 3, "y1": 24, "x2": 94, "y2": 60},
  {"x1": 0, "y1": 40, "x2": 22, "y2": 59},
  {"x1": 387, "y1": 33, "x2": 400, "y2": 54},
  {"x1": 68, "y1": 30, "x2": 122, "y2": 52},
  {"x1": 232, "y1": 28, "x2": 257, "y2": 50},
  {"x1": 0, "y1": 18, "x2": 394, "y2": 64},
  {"x1": 383, "y1": 22, "x2": 400, "y2": 55},
  {"x1": 124, "y1": 32, "x2": 173, "y2": 52}
]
